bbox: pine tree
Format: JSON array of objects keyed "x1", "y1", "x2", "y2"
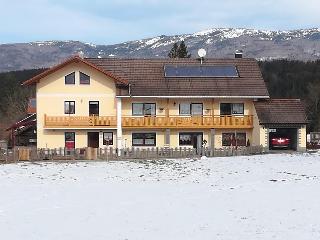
[
  {"x1": 168, "y1": 41, "x2": 191, "y2": 58},
  {"x1": 168, "y1": 42, "x2": 179, "y2": 58},
  {"x1": 178, "y1": 40, "x2": 191, "y2": 58}
]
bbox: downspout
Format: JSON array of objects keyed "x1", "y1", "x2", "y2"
[{"x1": 128, "y1": 83, "x2": 132, "y2": 97}]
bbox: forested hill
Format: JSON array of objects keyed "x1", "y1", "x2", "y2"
[
  {"x1": 1, "y1": 60, "x2": 320, "y2": 139},
  {"x1": 259, "y1": 60, "x2": 320, "y2": 130}
]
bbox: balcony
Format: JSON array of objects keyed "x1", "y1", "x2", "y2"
[{"x1": 44, "y1": 114, "x2": 253, "y2": 129}]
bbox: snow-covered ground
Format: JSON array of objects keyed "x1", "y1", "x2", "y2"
[{"x1": 0, "y1": 153, "x2": 320, "y2": 240}]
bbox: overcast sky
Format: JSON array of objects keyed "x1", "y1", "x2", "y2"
[{"x1": 0, "y1": 0, "x2": 319, "y2": 45}]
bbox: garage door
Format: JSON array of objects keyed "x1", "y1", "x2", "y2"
[{"x1": 269, "y1": 128, "x2": 297, "y2": 151}]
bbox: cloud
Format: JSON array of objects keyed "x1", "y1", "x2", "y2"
[{"x1": 0, "y1": 0, "x2": 319, "y2": 44}]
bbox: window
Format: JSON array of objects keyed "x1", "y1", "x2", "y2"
[
  {"x1": 222, "y1": 132, "x2": 246, "y2": 146},
  {"x1": 65, "y1": 72, "x2": 75, "y2": 85},
  {"x1": 179, "y1": 103, "x2": 203, "y2": 115},
  {"x1": 132, "y1": 103, "x2": 156, "y2": 116},
  {"x1": 179, "y1": 133, "x2": 192, "y2": 145},
  {"x1": 179, "y1": 132, "x2": 203, "y2": 146},
  {"x1": 132, "y1": 133, "x2": 156, "y2": 146},
  {"x1": 103, "y1": 132, "x2": 113, "y2": 145},
  {"x1": 80, "y1": 72, "x2": 90, "y2": 84},
  {"x1": 220, "y1": 103, "x2": 232, "y2": 115},
  {"x1": 132, "y1": 103, "x2": 144, "y2": 115},
  {"x1": 232, "y1": 103, "x2": 244, "y2": 115},
  {"x1": 191, "y1": 103, "x2": 203, "y2": 115},
  {"x1": 179, "y1": 103, "x2": 191, "y2": 115},
  {"x1": 220, "y1": 103, "x2": 244, "y2": 115},
  {"x1": 30, "y1": 98, "x2": 36, "y2": 108},
  {"x1": 236, "y1": 133, "x2": 246, "y2": 146},
  {"x1": 64, "y1": 101, "x2": 75, "y2": 114},
  {"x1": 89, "y1": 101, "x2": 99, "y2": 116},
  {"x1": 65, "y1": 132, "x2": 75, "y2": 149}
]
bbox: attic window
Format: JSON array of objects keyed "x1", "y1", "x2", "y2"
[
  {"x1": 164, "y1": 65, "x2": 239, "y2": 78},
  {"x1": 65, "y1": 72, "x2": 75, "y2": 84},
  {"x1": 80, "y1": 72, "x2": 90, "y2": 84}
]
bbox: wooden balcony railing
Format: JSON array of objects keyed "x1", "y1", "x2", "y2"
[
  {"x1": 44, "y1": 115, "x2": 117, "y2": 128},
  {"x1": 44, "y1": 114, "x2": 253, "y2": 129}
]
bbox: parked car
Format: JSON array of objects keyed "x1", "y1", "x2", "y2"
[{"x1": 271, "y1": 137, "x2": 290, "y2": 149}]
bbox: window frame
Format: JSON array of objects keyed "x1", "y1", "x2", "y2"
[
  {"x1": 65, "y1": 72, "x2": 75, "y2": 85},
  {"x1": 103, "y1": 132, "x2": 113, "y2": 146},
  {"x1": 132, "y1": 103, "x2": 156, "y2": 116},
  {"x1": 191, "y1": 103, "x2": 203, "y2": 115},
  {"x1": 179, "y1": 103, "x2": 191, "y2": 115},
  {"x1": 132, "y1": 132, "x2": 156, "y2": 146},
  {"x1": 179, "y1": 132, "x2": 203, "y2": 146},
  {"x1": 89, "y1": 101, "x2": 99, "y2": 116},
  {"x1": 80, "y1": 72, "x2": 90, "y2": 85},
  {"x1": 231, "y1": 103, "x2": 244, "y2": 115},
  {"x1": 220, "y1": 103, "x2": 244, "y2": 115},
  {"x1": 222, "y1": 132, "x2": 246, "y2": 146},
  {"x1": 64, "y1": 101, "x2": 75, "y2": 114},
  {"x1": 179, "y1": 103, "x2": 203, "y2": 115}
]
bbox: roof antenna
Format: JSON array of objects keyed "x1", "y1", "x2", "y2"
[{"x1": 197, "y1": 48, "x2": 206, "y2": 64}]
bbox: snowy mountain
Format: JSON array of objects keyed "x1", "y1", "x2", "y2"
[{"x1": 1, "y1": 28, "x2": 320, "y2": 72}]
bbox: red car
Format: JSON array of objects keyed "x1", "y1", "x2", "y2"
[{"x1": 271, "y1": 137, "x2": 290, "y2": 149}]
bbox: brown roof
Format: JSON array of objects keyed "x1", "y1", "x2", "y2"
[
  {"x1": 254, "y1": 99, "x2": 307, "y2": 124},
  {"x1": 86, "y1": 58, "x2": 269, "y2": 97},
  {"x1": 22, "y1": 56, "x2": 128, "y2": 86}
]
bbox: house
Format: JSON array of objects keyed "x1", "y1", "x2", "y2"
[{"x1": 22, "y1": 55, "x2": 307, "y2": 153}]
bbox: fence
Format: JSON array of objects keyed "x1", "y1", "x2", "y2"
[{"x1": 0, "y1": 145, "x2": 267, "y2": 163}]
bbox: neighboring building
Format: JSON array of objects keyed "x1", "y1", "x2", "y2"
[
  {"x1": 22, "y1": 56, "x2": 307, "y2": 152},
  {"x1": 6, "y1": 113, "x2": 37, "y2": 147},
  {"x1": 6, "y1": 98, "x2": 37, "y2": 147}
]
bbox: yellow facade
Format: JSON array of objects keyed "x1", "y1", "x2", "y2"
[
  {"x1": 35, "y1": 61, "x2": 306, "y2": 151},
  {"x1": 37, "y1": 62, "x2": 117, "y2": 148}
]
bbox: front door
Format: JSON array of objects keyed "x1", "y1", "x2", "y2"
[
  {"x1": 192, "y1": 135, "x2": 198, "y2": 149},
  {"x1": 89, "y1": 101, "x2": 99, "y2": 116},
  {"x1": 191, "y1": 133, "x2": 203, "y2": 149},
  {"x1": 88, "y1": 132, "x2": 99, "y2": 148}
]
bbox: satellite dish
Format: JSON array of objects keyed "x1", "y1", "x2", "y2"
[{"x1": 198, "y1": 48, "x2": 207, "y2": 58}]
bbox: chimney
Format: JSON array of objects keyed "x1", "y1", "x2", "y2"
[{"x1": 235, "y1": 50, "x2": 243, "y2": 58}]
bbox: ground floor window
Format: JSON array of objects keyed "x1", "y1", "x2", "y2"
[
  {"x1": 179, "y1": 132, "x2": 203, "y2": 146},
  {"x1": 132, "y1": 133, "x2": 156, "y2": 146},
  {"x1": 103, "y1": 132, "x2": 113, "y2": 145},
  {"x1": 65, "y1": 132, "x2": 75, "y2": 149},
  {"x1": 222, "y1": 132, "x2": 246, "y2": 146}
]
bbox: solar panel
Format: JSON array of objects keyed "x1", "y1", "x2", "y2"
[{"x1": 164, "y1": 65, "x2": 239, "y2": 78}]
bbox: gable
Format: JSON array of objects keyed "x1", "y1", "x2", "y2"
[{"x1": 36, "y1": 61, "x2": 119, "y2": 95}]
